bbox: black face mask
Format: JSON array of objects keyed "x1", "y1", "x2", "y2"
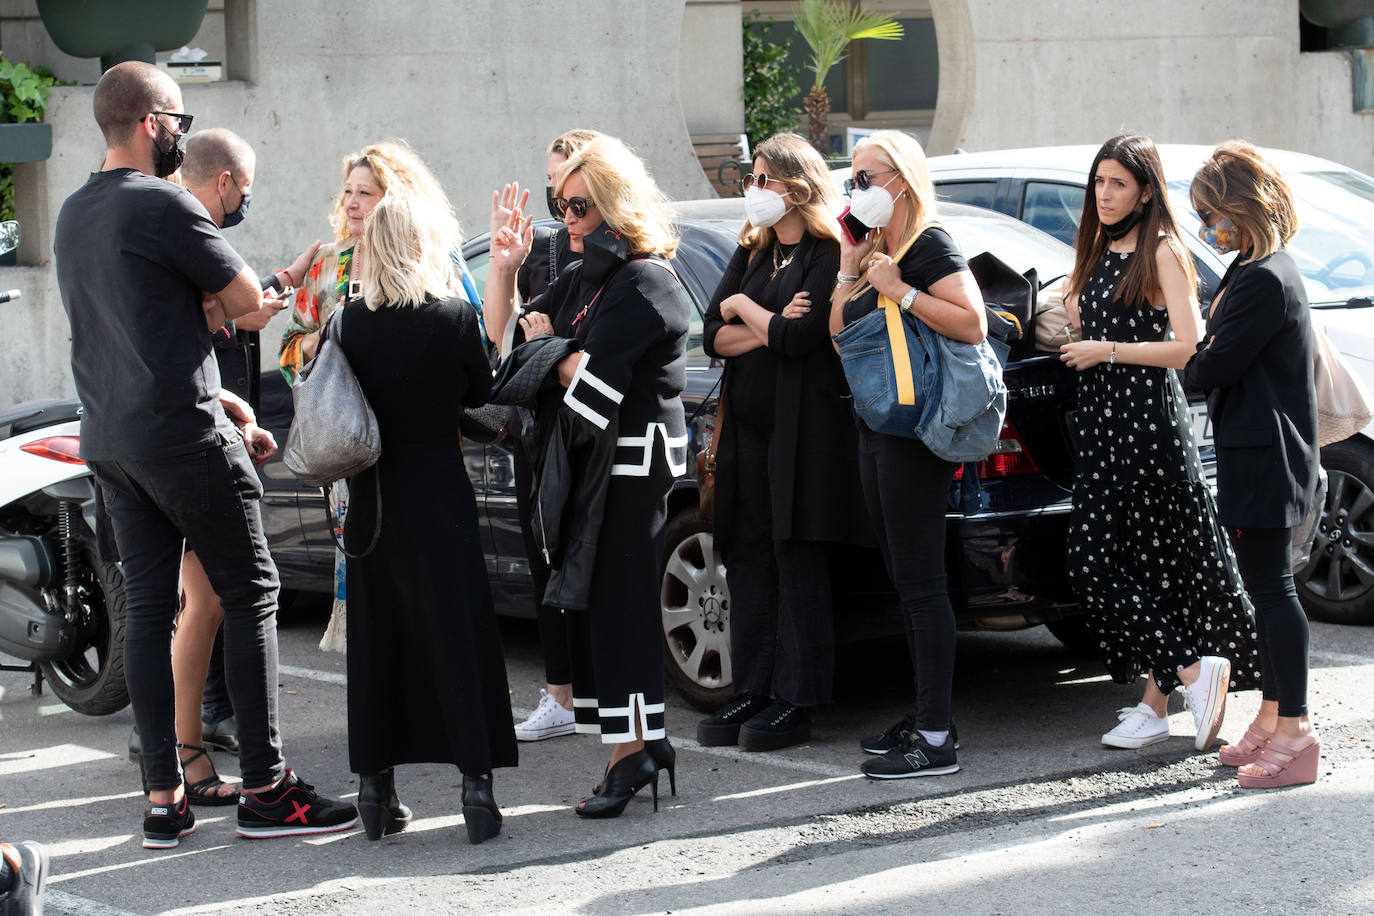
[
  {"x1": 580, "y1": 222, "x2": 629, "y2": 285},
  {"x1": 152, "y1": 122, "x2": 185, "y2": 178},
  {"x1": 546, "y1": 186, "x2": 561, "y2": 221},
  {"x1": 1102, "y1": 201, "x2": 1148, "y2": 241},
  {"x1": 220, "y1": 184, "x2": 251, "y2": 229}
]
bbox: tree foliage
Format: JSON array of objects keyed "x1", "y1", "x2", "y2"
[
  {"x1": 793, "y1": 0, "x2": 903, "y2": 92},
  {"x1": 742, "y1": 10, "x2": 802, "y2": 151}
]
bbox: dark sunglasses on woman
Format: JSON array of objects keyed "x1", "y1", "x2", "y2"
[
  {"x1": 842, "y1": 167, "x2": 898, "y2": 195},
  {"x1": 552, "y1": 196, "x2": 594, "y2": 219},
  {"x1": 740, "y1": 172, "x2": 781, "y2": 193}
]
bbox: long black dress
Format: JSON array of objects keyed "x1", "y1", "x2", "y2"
[
  {"x1": 1066, "y1": 250, "x2": 1260, "y2": 694},
  {"x1": 339, "y1": 295, "x2": 517, "y2": 776}
]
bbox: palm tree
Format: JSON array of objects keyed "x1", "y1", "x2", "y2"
[{"x1": 794, "y1": 0, "x2": 903, "y2": 155}]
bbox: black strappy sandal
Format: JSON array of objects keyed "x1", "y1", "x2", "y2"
[{"x1": 176, "y1": 742, "x2": 240, "y2": 807}]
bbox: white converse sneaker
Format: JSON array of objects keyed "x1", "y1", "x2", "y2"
[
  {"x1": 1102, "y1": 703, "x2": 1170, "y2": 749},
  {"x1": 514, "y1": 689, "x2": 576, "y2": 741},
  {"x1": 1184, "y1": 656, "x2": 1232, "y2": 751}
]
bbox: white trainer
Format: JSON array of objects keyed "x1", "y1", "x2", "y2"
[
  {"x1": 1184, "y1": 655, "x2": 1232, "y2": 751},
  {"x1": 514, "y1": 688, "x2": 576, "y2": 741},
  {"x1": 1101, "y1": 703, "x2": 1170, "y2": 749}
]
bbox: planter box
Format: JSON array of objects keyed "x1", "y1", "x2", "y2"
[{"x1": 0, "y1": 123, "x2": 53, "y2": 164}]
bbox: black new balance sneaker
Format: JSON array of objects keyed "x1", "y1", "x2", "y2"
[
  {"x1": 860, "y1": 716, "x2": 960, "y2": 754},
  {"x1": 860, "y1": 731, "x2": 960, "y2": 779},
  {"x1": 143, "y1": 793, "x2": 197, "y2": 849},
  {"x1": 236, "y1": 770, "x2": 358, "y2": 839}
]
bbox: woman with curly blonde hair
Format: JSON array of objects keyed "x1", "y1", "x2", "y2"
[
  {"x1": 485, "y1": 135, "x2": 691, "y2": 819},
  {"x1": 695, "y1": 133, "x2": 866, "y2": 752}
]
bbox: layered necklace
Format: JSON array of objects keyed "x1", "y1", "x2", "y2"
[{"x1": 770, "y1": 240, "x2": 798, "y2": 280}]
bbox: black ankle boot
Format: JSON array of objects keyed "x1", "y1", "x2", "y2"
[
  {"x1": 461, "y1": 774, "x2": 502, "y2": 845},
  {"x1": 576, "y1": 749, "x2": 659, "y2": 819},
  {"x1": 358, "y1": 770, "x2": 412, "y2": 841}
]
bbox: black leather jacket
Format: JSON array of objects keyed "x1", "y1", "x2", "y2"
[{"x1": 489, "y1": 335, "x2": 617, "y2": 610}]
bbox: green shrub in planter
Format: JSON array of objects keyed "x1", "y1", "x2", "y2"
[{"x1": 0, "y1": 57, "x2": 62, "y2": 222}]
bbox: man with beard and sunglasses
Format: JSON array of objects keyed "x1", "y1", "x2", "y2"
[{"x1": 54, "y1": 61, "x2": 356, "y2": 850}]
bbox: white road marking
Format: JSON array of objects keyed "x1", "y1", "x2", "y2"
[
  {"x1": 277, "y1": 663, "x2": 346, "y2": 685},
  {"x1": 0, "y1": 790, "x2": 142, "y2": 815},
  {"x1": 44, "y1": 888, "x2": 145, "y2": 916},
  {"x1": 0, "y1": 744, "x2": 116, "y2": 777},
  {"x1": 711, "y1": 773, "x2": 864, "y2": 802}
]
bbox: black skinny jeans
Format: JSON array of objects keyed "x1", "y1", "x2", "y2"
[
  {"x1": 856, "y1": 424, "x2": 958, "y2": 732},
  {"x1": 725, "y1": 419, "x2": 836, "y2": 707},
  {"x1": 1231, "y1": 526, "x2": 1309, "y2": 717},
  {"x1": 91, "y1": 432, "x2": 284, "y2": 791}
]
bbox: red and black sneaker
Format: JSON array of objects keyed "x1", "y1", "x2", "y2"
[
  {"x1": 143, "y1": 792, "x2": 197, "y2": 849},
  {"x1": 236, "y1": 769, "x2": 358, "y2": 839}
]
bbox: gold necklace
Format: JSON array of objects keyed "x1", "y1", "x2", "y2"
[{"x1": 770, "y1": 241, "x2": 797, "y2": 280}]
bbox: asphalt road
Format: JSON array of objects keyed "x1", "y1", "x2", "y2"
[{"x1": 2, "y1": 599, "x2": 1370, "y2": 915}]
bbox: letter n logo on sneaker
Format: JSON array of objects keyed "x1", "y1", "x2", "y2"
[
  {"x1": 286, "y1": 801, "x2": 312, "y2": 824},
  {"x1": 903, "y1": 749, "x2": 930, "y2": 769}
]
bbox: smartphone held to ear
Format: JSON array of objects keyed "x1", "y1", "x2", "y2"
[{"x1": 838, "y1": 207, "x2": 870, "y2": 245}]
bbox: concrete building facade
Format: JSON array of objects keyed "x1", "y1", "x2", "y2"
[{"x1": 1, "y1": 0, "x2": 1370, "y2": 403}]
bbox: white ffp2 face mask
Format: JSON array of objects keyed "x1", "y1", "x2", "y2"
[
  {"x1": 744, "y1": 186, "x2": 790, "y2": 228},
  {"x1": 846, "y1": 181, "x2": 897, "y2": 230}
]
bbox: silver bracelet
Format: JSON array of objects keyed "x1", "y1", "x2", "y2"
[
  {"x1": 1109, "y1": 341, "x2": 1117, "y2": 364},
  {"x1": 836, "y1": 271, "x2": 860, "y2": 284}
]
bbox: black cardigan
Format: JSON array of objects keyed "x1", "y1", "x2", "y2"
[
  {"x1": 1183, "y1": 248, "x2": 1319, "y2": 528},
  {"x1": 703, "y1": 233, "x2": 869, "y2": 550}
]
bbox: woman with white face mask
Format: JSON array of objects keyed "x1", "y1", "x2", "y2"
[
  {"x1": 828, "y1": 130, "x2": 987, "y2": 779},
  {"x1": 697, "y1": 133, "x2": 866, "y2": 752}
]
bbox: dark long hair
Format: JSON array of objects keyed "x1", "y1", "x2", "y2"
[{"x1": 1069, "y1": 134, "x2": 1196, "y2": 309}]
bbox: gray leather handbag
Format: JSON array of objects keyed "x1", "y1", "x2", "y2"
[{"x1": 283, "y1": 309, "x2": 381, "y2": 487}]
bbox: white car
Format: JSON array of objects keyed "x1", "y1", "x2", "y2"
[{"x1": 924, "y1": 144, "x2": 1374, "y2": 624}]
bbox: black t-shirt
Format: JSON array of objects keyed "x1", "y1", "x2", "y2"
[
  {"x1": 55, "y1": 169, "x2": 245, "y2": 460},
  {"x1": 841, "y1": 226, "x2": 967, "y2": 327}
]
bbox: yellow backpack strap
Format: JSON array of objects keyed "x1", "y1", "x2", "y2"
[{"x1": 875, "y1": 223, "x2": 939, "y2": 406}]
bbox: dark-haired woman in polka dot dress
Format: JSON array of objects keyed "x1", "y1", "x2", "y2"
[{"x1": 1059, "y1": 136, "x2": 1260, "y2": 753}]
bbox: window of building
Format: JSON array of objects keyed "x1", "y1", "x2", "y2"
[{"x1": 748, "y1": 1, "x2": 937, "y2": 154}]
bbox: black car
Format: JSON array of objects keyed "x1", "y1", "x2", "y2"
[{"x1": 256, "y1": 205, "x2": 1107, "y2": 709}]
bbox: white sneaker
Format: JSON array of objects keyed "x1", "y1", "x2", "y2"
[
  {"x1": 514, "y1": 689, "x2": 576, "y2": 741},
  {"x1": 1184, "y1": 656, "x2": 1231, "y2": 751},
  {"x1": 1102, "y1": 703, "x2": 1170, "y2": 749}
]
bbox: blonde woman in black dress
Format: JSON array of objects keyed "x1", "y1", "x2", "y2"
[{"x1": 1059, "y1": 135, "x2": 1259, "y2": 752}]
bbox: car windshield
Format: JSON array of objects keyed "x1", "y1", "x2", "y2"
[
  {"x1": 1169, "y1": 168, "x2": 1374, "y2": 307},
  {"x1": 942, "y1": 209, "x2": 1075, "y2": 283}
]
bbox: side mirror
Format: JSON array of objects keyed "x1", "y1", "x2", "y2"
[{"x1": 0, "y1": 221, "x2": 20, "y2": 257}]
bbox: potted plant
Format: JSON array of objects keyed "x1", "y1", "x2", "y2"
[
  {"x1": 794, "y1": 0, "x2": 902, "y2": 155},
  {"x1": 0, "y1": 57, "x2": 57, "y2": 166}
]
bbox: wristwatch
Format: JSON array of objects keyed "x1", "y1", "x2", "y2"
[{"x1": 899, "y1": 287, "x2": 918, "y2": 312}]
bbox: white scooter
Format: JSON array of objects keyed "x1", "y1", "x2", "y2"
[{"x1": 0, "y1": 220, "x2": 129, "y2": 714}]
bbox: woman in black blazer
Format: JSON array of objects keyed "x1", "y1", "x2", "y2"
[{"x1": 1184, "y1": 141, "x2": 1321, "y2": 789}]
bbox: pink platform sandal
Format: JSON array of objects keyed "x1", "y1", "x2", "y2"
[
  {"x1": 1237, "y1": 737, "x2": 1320, "y2": 789},
  {"x1": 1218, "y1": 723, "x2": 1274, "y2": 767}
]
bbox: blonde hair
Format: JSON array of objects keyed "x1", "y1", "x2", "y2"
[
  {"x1": 329, "y1": 140, "x2": 462, "y2": 252},
  {"x1": 847, "y1": 130, "x2": 939, "y2": 300},
  {"x1": 740, "y1": 132, "x2": 841, "y2": 249},
  {"x1": 555, "y1": 136, "x2": 679, "y2": 258},
  {"x1": 1191, "y1": 140, "x2": 1298, "y2": 264},
  {"x1": 548, "y1": 128, "x2": 602, "y2": 160},
  {"x1": 360, "y1": 192, "x2": 462, "y2": 310}
]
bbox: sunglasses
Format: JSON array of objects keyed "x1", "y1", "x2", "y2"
[
  {"x1": 740, "y1": 172, "x2": 782, "y2": 193},
  {"x1": 147, "y1": 111, "x2": 194, "y2": 134},
  {"x1": 843, "y1": 168, "x2": 898, "y2": 195},
  {"x1": 551, "y1": 196, "x2": 594, "y2": 219}
]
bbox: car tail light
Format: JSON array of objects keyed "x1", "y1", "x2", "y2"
[
  {"x1": 20, "y1": 436, "x2": 85, "y2": 465},
  {"x1": 953, "y1": 420, "x2": 1038, "y2": 480}
]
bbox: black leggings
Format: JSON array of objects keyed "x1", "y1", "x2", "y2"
[
  {"x1": 857, "y1": 424, "x2": 957, "y2": 732},
  {"x1": 1231, "y1": 526, "x2": 1309, "y2": 717}
]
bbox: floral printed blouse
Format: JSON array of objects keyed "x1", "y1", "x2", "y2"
[{"x1": 278, "y1": 241, "x2": 354, "y2": 386}]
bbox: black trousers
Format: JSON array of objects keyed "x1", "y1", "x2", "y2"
[
  {"x1": 91, "y1": 432, "x2": 284, "y2": 791},
  {"x1": 568, "y1": 449, "x2": 672, "y2": 744},
  {"x1": 856, "y1": 424, "x2": 958, "y2": 733},
  {"x1": 1232, "y1": 526, "x2": 1309, "y2": 717},
  {"x1": 514, "y1": 436, "x2": 572, "y2": 685},
  {"x1": 725, "y1": 419, "x2": 836, "y2": 706}
]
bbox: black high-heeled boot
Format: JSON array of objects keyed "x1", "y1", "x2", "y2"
[
  {"x1": 461, "y1": 774, "x2": 502, "y2": 845},
  {"x1": 358, "y1": 770, "x2": 412, "y2": 841},
  {"x1": 576, "y1": 749, "x2": 659, "y2": 819},
  {"x1": 593, "y1": 738, "x2": 677, "y2": 796}
]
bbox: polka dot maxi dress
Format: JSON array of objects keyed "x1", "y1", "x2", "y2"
[{"x1": 1066, "y1": 250, "x2": 1260, "y2": 694}]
